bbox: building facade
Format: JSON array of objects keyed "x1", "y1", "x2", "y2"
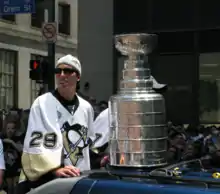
[
  {"x1": 77, "y1": 0, "x2": 113, "y2": 102},
  {"x1": 114, "y1": 0, "x2": 220, "y2": 124},
  {"x1": 0, "y1": 0, "x2": 78, "y2": 109},
  {"x1": 0, "y1": 0, "x2": 114, "y2": 109}
]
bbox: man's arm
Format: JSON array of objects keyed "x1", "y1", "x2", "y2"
[
  {"x1": 21, "y1": 98, "x2": 63, "y2": 182},
  {"x1": 86, "y1": 104, "x2": 95, "y2": 137},
  {"x1": 3, "y1": 138, "x2": 23, "y2": 152},
  {"x1": 89, "y1": 108, "x2": 110, "y2": 168},
  {"x1": 0, "y1": 139, "x2": 5, "y2": 186},
  {"x1": 91, "y1": 108, "x2": 109, "y2": 149}
]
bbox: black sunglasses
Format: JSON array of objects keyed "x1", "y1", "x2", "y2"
[{"x1": 54, "y1": 68, "x2": 78, "y2": 75}]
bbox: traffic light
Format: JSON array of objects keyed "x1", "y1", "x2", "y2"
[
  {"x1": 29, "y1": 60, "x2": 41, "y2": 81},
  {"x1": 29, "y1": 59, "x2": 49, "y2": 83}
]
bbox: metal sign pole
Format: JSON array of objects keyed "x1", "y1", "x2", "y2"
[
  {"x1": 43, "y1": 9, "x2": 49, "y2": 93},
  {"x1": 46, "y1": 0, "x2": 55, "y2": 91}
]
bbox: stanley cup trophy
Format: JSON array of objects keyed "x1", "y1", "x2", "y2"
[{"x1": 109, "y1": 33, "x2": 168, "y2": 168}]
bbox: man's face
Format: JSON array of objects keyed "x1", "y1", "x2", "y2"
[
  {"x1": 55, "y1": 64, "x2": 80, "y2": 89},
  {"x1": 6, "y1": 122, "x2": 16, "y2": 138}
]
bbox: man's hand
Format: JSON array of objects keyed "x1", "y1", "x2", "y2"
[
  {"x1": 3, "y1": 138, "x2": 15, "y2": 144},
  {"x1": 54, "y1": 166, "x2": 80, "y2": 177},
  {"x1": 100, "y1": 155, "x2": 110, "y2": 167}
]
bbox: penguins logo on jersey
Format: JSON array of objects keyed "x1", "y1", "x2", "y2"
[{"x1": 62, "y1": 122, "x2": 88, "y2": 165}]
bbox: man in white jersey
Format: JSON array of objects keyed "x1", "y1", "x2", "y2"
[
  {"x1": 92, "y1": 108, "x2": 109, "y2": 149},
  {"x1": 18, "y1": 54, "x2": 94, "y2": 192},
  {"x1": 90, "y1": 108, "x2": 109, "y2": 168}
]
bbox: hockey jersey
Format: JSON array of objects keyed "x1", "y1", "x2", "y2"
[
  {"x1": 20, "y1": 92, "x2": 94, "y2": 182},
  {"x1": 92, "y1": 108, "x2": 109, "y2": 149},
  {"x1": 0, "y1": 139, "x2": 5, "y2": 170}
]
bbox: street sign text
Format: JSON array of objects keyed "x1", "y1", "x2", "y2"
[{"x1": 0, "y1": 0, "x2": 35, "y2": 15}]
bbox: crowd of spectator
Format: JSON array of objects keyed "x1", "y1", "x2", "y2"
[
  {"x1": 1, "y1": 103, "x2": 220, "y2": 193},
  {"x1": 167, "y1": 122, "x2": 220, "y2": 168},
  {"x1": 0, "y1": 108, "x2": 28, "y2": 194},
  {"x1": 77, "y1": 92, "x2": 108, "y2": 119}
]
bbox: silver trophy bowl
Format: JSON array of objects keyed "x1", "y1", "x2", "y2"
[
  {"x1": 109, "y1": 33, "x2": 167, "y2": 168},
  {"x1": 115, "y1": 33, "x2": 157, "y2": 56}
]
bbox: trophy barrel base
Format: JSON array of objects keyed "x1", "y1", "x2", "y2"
[{"x1": 107, "y1": 165, "x2": 158, "y2": 175}]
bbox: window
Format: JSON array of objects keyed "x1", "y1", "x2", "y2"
[
  {"x1": 157, "y1": 31, "x2": 194, "y2": 53},
  {"x1": 152, "y1": 0, "x2": 194, "y2": 30},
  {"x1": 0, "y1": 50, "x2": 17, "y2": 109},
  {"x1": 199, "y1": 1, "x2": 220, "y2": 28},
  {"x1": 199, "y1": 53, "x2": 220, "y2": 123},
  {"x1": 150, "y1": 54, "x2": 196, "y2": 123},
  {"x1": 199, "y1": 30, "x2": 220, "y2": 53},
  {"x1": 58, "y1": 3, "x2": 70, "y2": 35},
  {"x1": 30, "y1": 54, "x2": 44, "y2": 104},
  {"x1": 31, "y1": 0, "x2": 44, "y2": 28},
  {"x1": 114, "y1": 0, "x2": 150, "y2": 34},
  {"x1": 0, "y1": 15, "x2": 15, "y2": 22}
]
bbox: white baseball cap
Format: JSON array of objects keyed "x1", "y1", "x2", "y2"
[
  {"x1": 56, "y1": 54, "x2": 81, "y2": 76},
  {"x1": 151, "y1": 76, "x2": 167, "y2": 89}
]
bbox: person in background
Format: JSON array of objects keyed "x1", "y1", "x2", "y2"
[
  {"x1": 90, "y1": 108, "x2": 109, "y2": 169},
  {"x1": 2, "y1": 115, "x2": 23, "y2": 194},
  {"x1": 167, "y1": 127, "x2": 187, "y2": 164},
  {"x1": 98, "y1": 101, "x2": 108, "y2": 113},
  {"x1": 9, "y1": 109, "x2": 26, "y2": 140},
  {"x1": 17, "y1": 54, "x2": 94, "y2": 193}
]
